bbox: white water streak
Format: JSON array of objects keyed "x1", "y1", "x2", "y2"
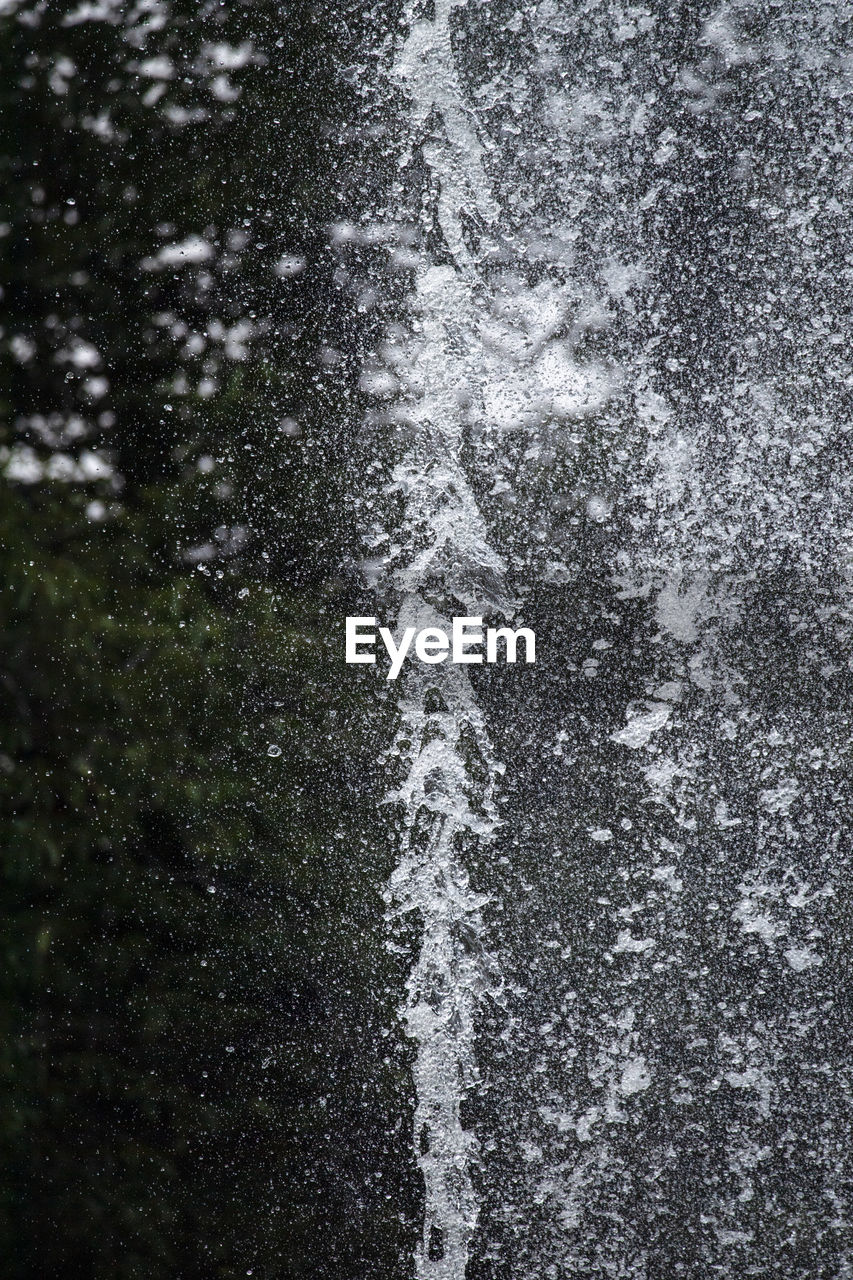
[
  {"x1": 386, "y1": 623, "x2": 501, "y2": 1279},
  {"x1": 384, "y1": 4, "x2": 509, "y2": 1275}
]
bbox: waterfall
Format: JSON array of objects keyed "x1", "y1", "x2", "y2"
[
  {"x1": 380, "y1": 11, "x2": 511, "y2": 1274},
  {"x1": 384, "y1": 620, "x2": 501, "y2": 1279},
  {"x1": 352, "y1": 1, "x2": 853, "y2": 1276}
]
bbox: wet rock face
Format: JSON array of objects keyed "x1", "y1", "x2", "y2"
[{"x1": 352, "y1": 2, "x2": 853, "y2": 1276}]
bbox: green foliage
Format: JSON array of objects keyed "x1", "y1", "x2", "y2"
[
  {"x1": 0, "y1": 2, "x2": 415, "y2": 1275},
  {"x1": 0, "y1": 485, "x2": 414, "y2": 1278}
]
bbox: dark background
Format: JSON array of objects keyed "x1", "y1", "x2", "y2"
[{"x1": 0, "y1": 2, "x2": 417, "y2": 1275}]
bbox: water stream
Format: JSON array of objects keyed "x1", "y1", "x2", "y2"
[{"x1": 352, "y1": 2, "x2": 853, "y2": 1276}]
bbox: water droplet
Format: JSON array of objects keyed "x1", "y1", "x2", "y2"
[
  {"x1": 267, "y1": 744, "x2": 282, "y2": 758},
  {"x1": 586, "y1": 495, "x2": 611, "y2": 522}
]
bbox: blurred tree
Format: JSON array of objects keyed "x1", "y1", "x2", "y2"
[{"x1": 0, "y1": 1, "x2": 415, "y2": 1276}]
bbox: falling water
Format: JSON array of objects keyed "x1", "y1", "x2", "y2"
[
  {"x1": 351, "y1": 1, "x2": 853, "y2": 1276},
  {"x1": 378, "y1": 10, "x2": 514, "y2": 1275},
  {"x1": 384, "y1": 620, "x2": 502, "y2": 1279}
]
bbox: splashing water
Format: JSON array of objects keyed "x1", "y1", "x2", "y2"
[
  {"x1": 384, "y1": 615, "x2": 502, "y2": 1279},
  {"x1": 379, "y1": 10, "x2": 512, "y2": 1274},
  {"x1": 354, "y1": 1, "x2": 853, "y2": 1276}
]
